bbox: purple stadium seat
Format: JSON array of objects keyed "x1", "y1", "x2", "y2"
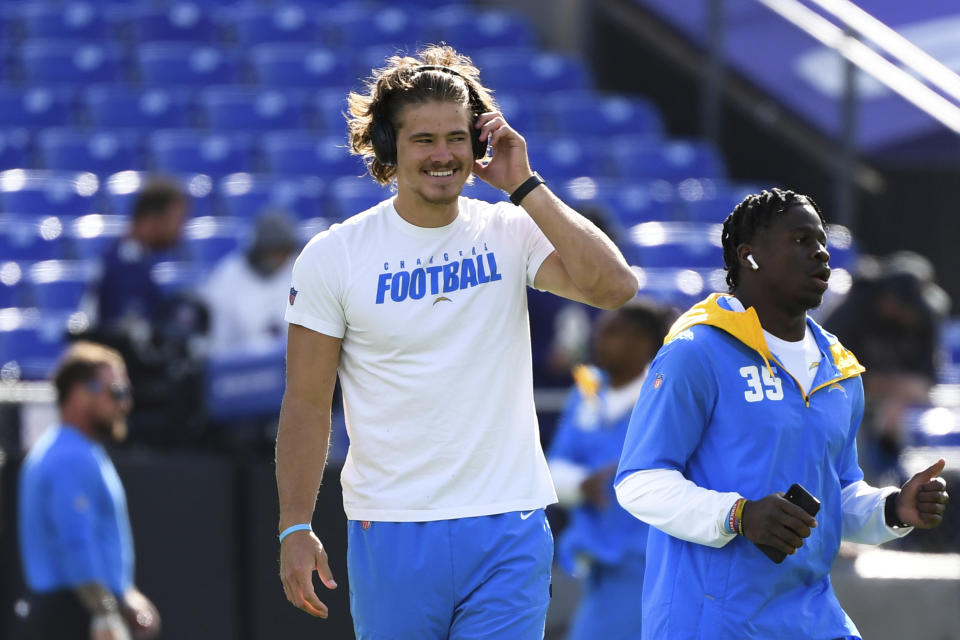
[
  {"x1": 200, "y1": 87, "x2": 309, "y2": 132},
  {"x1": 84, "y1": 85, "x2": 194, "y2": 129}
]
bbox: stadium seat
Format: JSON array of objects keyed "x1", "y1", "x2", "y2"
[
  {"x1": 474, "y1": 51, "x2": 591, "y2": 93},
  {"x1": 490, "y1": 91, "x2": 547, "y2": 138},
  {"x1": 629, "y1": 265, "x2": 719, "y2": 309},
  {"x1": 181, "y1": 216, "x2": 250, "y2": 264},
  {"x1": 623, "y1": 220, "x2": 723, "y2": 269},
  {"x1": 676, "y1": 180, "x2": 753, "y2": 222},
  {"x1": 0, "y1": 169, "x2": 102, "y2": 216},
  {"x1": 824, "y1": 223, "x2": 858, "y2": 272},
  {"x1": 610, "y1": 139, "x2": 726, "y2": 182},
  {"x1": 260, "y1": 131, "x2": 365, "y2": 178},
  {"x1": 545, "y1": 92, "x2": 663, "y2": 138},
  {"x1": 250, "y1": 44, "x2": 355, "y2": 89},
  {"x1": 938, "y1": 318, "x2": 960, "y2": 383},
  {"x1": 298, "y1": 216, "x2": 331, "y2": 245},
  {"x1": 226, "y1": 4, "x2": 319, "y2": 46},
  {"x1": 0, "y1": 87, "x2": 76, "y2": 129},
  {"x1": 0, "y1": 261, "x2": 27, "y2": 308},
  {"x1": 428, "y1": 7, "x2": 537, "y2": 50},
  {"x1": 604, "y1": 180, "x2": 678, "y2": 225},
  {"x1": 460, "y1": 179, "x2": 508, "y2": 204},
  {"x1": 199, "y1": 87, "x2": 309, "y2": 132},
  {"x1": 130, "y1": 3, "x2": 218, "y2": 43},
  {"x1": 205, "y1": 348, "x2": 286, "y2": 420},
  {"x1": 103, "y1": 170, "x2": 218, "y2": 218},
  {"x1": 328, "y1": 176, "x2": 391, "y2": 221},
  {"x1": 0, "y1": 215, "x2": 70, "y2": 262},
  {"x1": 68, "y1": 213, "x2": 127, "y2": 261},
  {"x1": 148, "y1": 130, "x2": 255, "y2": 178},
  {"x1": 137, "y1": 43, "x2": 241, "y2": 87},
  {"x1": 526, "y1": 138, "x2": 607, "y2": 183},
  {"x1": 27, "y1": 259, "x2": 95, "y2": 312},
  {"x1": 0, "y1": 129, "x2": 32, "y2": 171},
  {"x1": 0, "y1": 309, "x2": 68, "y2": 380},
  {"x1": 312, "y1": 87, "x2": 354, "y2": 133},
  {"x1": 21, "y1": 40, "x2": 126, "y2": 86},
  {"x1": 327, "y1": 6, "x2": 425, "y2": 48},
  {"x1": 219, "y1": 173, "x2": 326, "y2": 220},
  {"x1": 36, "y1": 128, "x2": 143, "y2": 176},
  {"x1": 22, "y1": 2, "x2": 110, "y2": 41},
  {"x1": 84, "y1": 85, "x2": 194, "y2": 129}
]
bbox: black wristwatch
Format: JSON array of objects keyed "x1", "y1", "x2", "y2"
[{"x1": 884, "y1": 491, "x2": 911, "y2": 528}]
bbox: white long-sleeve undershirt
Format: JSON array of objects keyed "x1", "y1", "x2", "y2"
[{"x1": 615, "y1": 469, "x2": 912, "y2": 547}]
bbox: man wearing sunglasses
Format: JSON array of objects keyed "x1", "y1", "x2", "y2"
[{"x1": 15, "y1": 342, "x2": 160, "y2": 640}]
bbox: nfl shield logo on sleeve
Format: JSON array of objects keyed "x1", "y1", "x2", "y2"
[
  {"x1": 653, "y1": 373, "x2": 664, "y2": 389},
  {"x1": 289, "y1": 287, "x2": 298, "y2": 305}
]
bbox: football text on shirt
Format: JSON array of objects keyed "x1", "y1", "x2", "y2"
[{"x1": 375, "y1": 252, "x2": 502, "y2": 304}]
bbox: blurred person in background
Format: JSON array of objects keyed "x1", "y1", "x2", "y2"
[
  {"x1": 616, "y1": 189, "x2": 949, "y2": 639},
  {"x1": 86, "y1": 177, "x2": 207, "y2": 446},
  {"x1": 547, "y1": 300, "x2": 670, "y2": 640},
  {"x1": 204, "y1": 209, "x2": 300, "y2": 356},
  {"x1": 824, "y1": 251, "x2": 951, "y2": 484},
  {"x1": 276, "y1": 44, "x2": 637, "y2": 639},
  {"x1": 14, "y1": 342, "x2": 159, "y2": 640}
]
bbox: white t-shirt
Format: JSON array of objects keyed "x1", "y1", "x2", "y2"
[
  {"x1": 285, "y1": 196, "x2": 559, "y2": 521},
  {"x1": 204, "y1": 252, "x2": 295, "y2": 355}
]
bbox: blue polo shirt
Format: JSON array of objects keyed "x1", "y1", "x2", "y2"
[
  {"x1": 617, "y1": 294, "x2": 867, "y2": 640},
  {"x1": 18, "y1": 425, "x2": 134, "y2": 596}
]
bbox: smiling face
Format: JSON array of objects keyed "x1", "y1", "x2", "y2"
[
  {"x1": 745, "y1": 203, "x2": 831, "y2": 316},
  {"x1": 392, "y1": 99, "x2": 474, "y2": 222}
]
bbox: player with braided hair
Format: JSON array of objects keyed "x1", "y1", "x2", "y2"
[{"x1": 615, "y1": 188, "x2": 949, "y2": 639}]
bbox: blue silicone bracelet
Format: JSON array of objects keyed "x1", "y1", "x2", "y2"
[{"x1": 279, "y1": 523, "x2": 312, "y2": 543}]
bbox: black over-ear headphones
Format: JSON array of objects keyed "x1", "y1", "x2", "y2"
[{"x1": 370, "y1": 65, "x2": 489, "y2": 166}]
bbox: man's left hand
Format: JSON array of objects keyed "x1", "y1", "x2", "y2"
[{"x1": 896, "y1": 458, "x2": 949, "y2": 529}]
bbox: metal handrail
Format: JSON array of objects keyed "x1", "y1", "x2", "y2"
[
  {"x1": 806, "y1": 0, "x2": 960, "y2": 105},
  {"x1": 754, "y1": 0, "x2": 960, "y2": 135}
]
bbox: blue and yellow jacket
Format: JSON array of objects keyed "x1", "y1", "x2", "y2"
[
  {"x1": 548, "y1": 365, "x2": 649, "y2": 575},
  {"x1": 618, "y1": 293, "x2": 867, "y2": 640}
]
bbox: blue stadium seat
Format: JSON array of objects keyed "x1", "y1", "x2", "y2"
[
  {"x1": 206, "y1": 348, "x2": 285, "y2": 420},
  {"x1": 490, "y1": 91, "x2": 546, "y2": 137},
  {"x1": 0, "y1": 129, "x2": 32, "y2": 171},
  {"x1": 629, "y1": 266, "x2": 718, "y2": 309},
  {"x1": 0, "y1": 309, "x2": 68, "y2": 380},
  {"x1": 22, "y1": 2, "x2": 110, "y2": 41},
  {"x1": 27, "y1": 259, "x2": 93, "y2": 312},
  {"x1": 546, "y1": 92, "x2": 663, "y2": 138},
  {"x1": 623, "y1": 221, "x2": 723, "y2": 269},
  {"x1": 103, "y1": 170, "x2": 218, "y2": 218},
  {"x1": 604, "y1": 180, "x2": 678, "y2": 225},
  {"x1": 137, "y1": 43, "x2": 241, "y2": 87},
  {"x1": 526, "y1": 138, "x2": 606, "y2": 183},
  {"x1": 674, "y1": 179, "x2": 757, "y2": 222},
  {"x1": 0, "y1": 169, "x2": 101, "y2": 216},
  {"x1": 474, "y1": 51, "x2": 591, "y2": 93},
  {"x1": 36, "y1": 128, "x2": 143, "y2": 176},
  {"x1": 226, "y1": 4, "x2": 318, "y2": 46},
  {"x1": 298, "y1": 216, "x2": 331, "y2": 245},
  {"x1": 199, "y1": 87, "x2": 309, "y2": 132},
  {"x1": 220, "y1": 173, "x2": 326, "y2": 220},
  {"x1": 149, "y1": 130, "x2": 255, "y2": 178},
  {"x1": 130, "y1": 3, "x2": 218, "y2": 43},
  {"x1": 429, "y1": 7, "x2": 537, "y2": 50},
  {"x1": 181, "y1": 216, "x2": 250, "y2": 264},
  {"x1": 0, "y1": 215, "x2": 69, "y2": 262},
  {"x1": 68, "y1": 213, "x2": 128, "y2": 261},
  {"x1": 328, "y1": 7, "x2": 425, "y2": 48},
  {"x1": 824, "y1": 223, "x2": 858, "y2": 272},
  {"x1": 21, "y1": 40, "x2": 126, "y2": 86},
  {"x1": 0, "y1": 261, "x2": 27, "y2": 308},
  {"x1": 329, "y1": 177, "x2": 391, "y2": 221},
  {"x1": 260, "y1": 131, "x2": 365, "y2": 178},
  {"x1": 610, "y1": 139, "x2": 726, "y2": 182},
  {"x1": 84, "y1": 85, "x2": 194, "y2": 129},
  {"x1": 251, "y1": 44, "x2": 354, "y2": 89},
  {"x1": 0, "y1": 87, "x2": 76, "y2": 129},
  {"x1": 460, "y1": 179, "x2": 508, "y2": 204},
  {"x1": 312, "y1": 87, "x2": 354, "y2": 133}
]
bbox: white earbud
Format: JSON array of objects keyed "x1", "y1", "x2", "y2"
[{"x1": 747, "y1": 255, "x2": 760, "y2": 271}]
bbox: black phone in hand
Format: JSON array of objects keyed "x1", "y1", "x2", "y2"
[{"x1": 756, "y1": 483, "x2": 821, "y2": 564}]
